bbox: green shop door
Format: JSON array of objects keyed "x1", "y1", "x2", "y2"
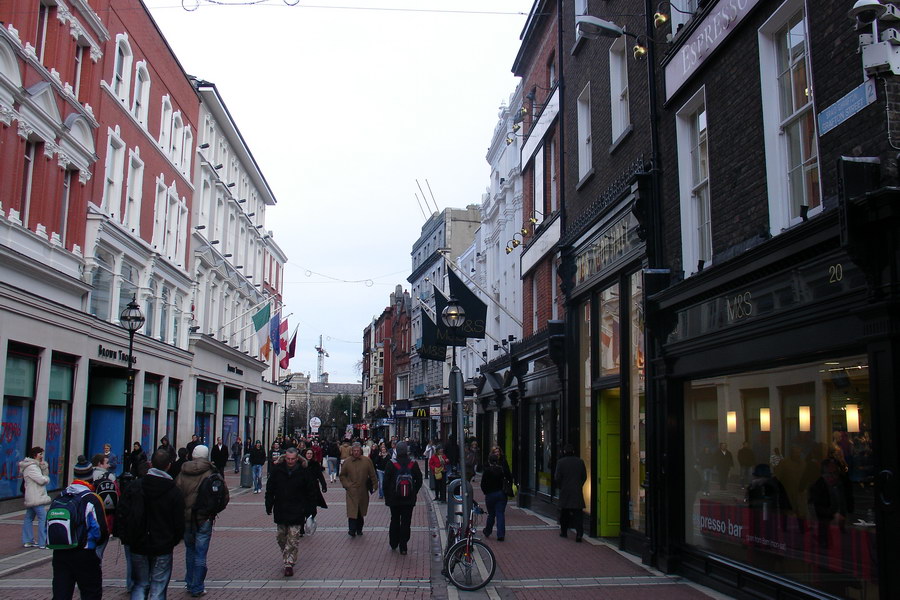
[{"x1": 596, "y1": 388, "x2": 621, "y2": 537}]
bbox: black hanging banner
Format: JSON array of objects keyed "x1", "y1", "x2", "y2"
[{"x1": 447, "y1": 268, "x2": 487, "y2": 339}]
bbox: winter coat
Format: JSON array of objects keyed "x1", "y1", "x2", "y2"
[
  {"x1": 339, "y1": 443, "x2": 352, "y2": 461},
  {"x1": 304, "y1": 459, "x2": 329, "y2": 509},
  {"x1": 339, "y1": 455, "x2": 377, "y2": 518},
  {"x1": 231, "y1": 441, "x2": 243, "y2": 458},
  {"x1": 383, "y1": 456, "x2": 423, "y2": 507},
  {"x1": 480, "y1": 464, "x2": 507, "y2": 495},
  {"x1": 428, "y1": 453, "x2": 449, "y2": 477},
  {"x1": 175, "y1": 458, "x2": 218, "y2": 525},
  {"x1": 120, "y1": 468, "x2": 185, "y2": 556},
  {"x1": 211, "y1": 444, "x2": 229, "y2": 469},
  {"x1": 19, "y1": 457, "x2": 51, "y2": 507},
  {"x1": 64, "y1": 481, "x2": 110, "y2": 550},
  {"x1": 265, "y1": 461, "x2": 317, "y2": 525},
  {"x1": 249, "y1": 447, "x2": 267, "y2": 466},
  {"x1": 555, "y1": 455, "x2": 587, "y2": 510}
]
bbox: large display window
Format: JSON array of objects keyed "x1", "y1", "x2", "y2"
[
  {"x1": 683, "y1": 355, "x2": 876, "y2": 599},
  {"x1": 2, "y1": 350, "x2": 36, "y2": 499}
]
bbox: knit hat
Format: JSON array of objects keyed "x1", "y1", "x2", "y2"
[
  {"x1": 73, "y1": 455, "x2": 93, "y2": 479},
  {"x1": 192, "y1": 445, "x2": 210, "y2": 459}
]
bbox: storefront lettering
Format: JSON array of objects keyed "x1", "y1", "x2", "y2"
[
  {"x1": 227, "y1": 364, "x2": 244, "y2": 376},
  {"x1": 575, "y1": 214, "x2": 640, "y2": 287},
  {"x1": 695, "y1": 513, "x2": 743, "y2": 539},
  {"x1": 726, "y1": 292, "x2": 752, "y2": 322},
  {"x1": 98, "y1": 344, "x2": 136, "y2": 366},
  {"x1": 47, "y1": 422, "x2": 61, "y2": 442},
  {"x1": 1, "y1": 422, "x2": 21, "y2": 443}
]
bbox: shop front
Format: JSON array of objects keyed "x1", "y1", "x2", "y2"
[{"x1": 653, "y1": 204, "x2": 900, "y2": 599}]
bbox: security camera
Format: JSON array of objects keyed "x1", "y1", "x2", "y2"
[{"x1": 849, "y1": 0, "x2": 887, "y2": 28}]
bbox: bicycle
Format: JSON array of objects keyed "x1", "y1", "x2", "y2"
[{"x1": 442, "y1": 500, "x2": 497, "y2": 591}]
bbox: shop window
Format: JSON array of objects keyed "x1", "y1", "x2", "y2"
[
  {"x1": 683, "y1": 355, "x2": 876, "y2": 599},
  {"x1": 599, "y1": 283, "x2": 620, "y2": 376},
  {"x1": 166, "y1": 382, "x2": 180, "y2": 443},
  {"x1": 2, "y1": 349, "x2": 37, "y2": 499},
  {"x1": 578, "y1": 299, "x2": 592, "y2": 508},
  {"x1": 195, "y1": 383, "x2": 217, "y2": 444},
  {"x1": 628, "y1": 271, "x2": 646, "y2": 532},
  {"x1": 142, "y1": 378, "x2": 160, "y2": 452},
  {"x1": 47, "y1": 360, "x2": 75, "y2": 491},
  {"x1": 90, "y1": 249, "x2": 114, "y2": 320}
]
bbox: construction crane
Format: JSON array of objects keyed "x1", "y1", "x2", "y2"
[{"x1": 315, "y1": 335, "x2": 329, "y2": 382}]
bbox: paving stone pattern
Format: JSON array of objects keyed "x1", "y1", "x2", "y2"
[{"x1": 0, "y1": 462, "x2": 731, "y2": 599}]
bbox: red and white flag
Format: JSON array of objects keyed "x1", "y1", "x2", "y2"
[{"x1": 279, "y1": 322, "x2": 296, "y2": 369}]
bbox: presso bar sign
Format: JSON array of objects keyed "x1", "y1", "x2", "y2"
[{"x1": 98, "y1": 344, "x2": 136, "y2": 365}]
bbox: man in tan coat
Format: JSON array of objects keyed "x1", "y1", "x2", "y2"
[{"x1": 339, "y1": 442, "x2": 378, "y2": 536}]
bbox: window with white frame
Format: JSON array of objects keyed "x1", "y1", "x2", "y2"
[
  {"x1": 159, "y1": 96, "x2": 172, "y2": 153},
  {"x1": 670, "y1": 0, "x2": 698, "y2": 36},
  {"x1": 163, "y1": 190, "x2": 186, "y2": 262},
  {"x1": 577, "y1": 83, "x2": 592, "y2": 180},
  {"x1": 90, "y1": 249, "x2": 114, "y2": 319},
  {"x1": 21, "y1": 141, "x2": 37, "y2": 227},
  {"x1": 610, "y1": 36, "x2": 630, "y2": 142},
  {"x1": 181, "y1": 128, "x2": 193, "y2": 175},
  {"x1": 118, "y1": 261, "x2": 140, "y2": 319},
  {"x1": 123, "y1": 150, "x2": 143, "y2": 233},
  {"x1": 36, "y1": 2, "x2": 50, "y2": 63},
  {"x1": 534, "y1": 146, "x2": 544, "y2": 214},
  {"x1": 759, "y1": 1, "x2": 820, "y2": 233},
  {"x1": 111, "y1": 36, "x2": 133, "y2": 104},
  {"x1": 73, "y1": 43, "x2": 86, "y2": 101},
  {"x1": 549, "y1": 139, "x2": 558, "y2": 213},
  {"x1": 676, "y1": 88, "x2": 711, "y2": 276},
  {"x1": 132, "y1": 63, "x2": 150, "y2": 126},
  {"x1": 171, "y1": 112, "x2": 183, "y2": 165},
  {"x1": 102, "y1": 132, "x2": 126, "y2": 217},
  {"x1": 152, "y1": 179, "x2": 167, "y2": 250},
  {"x1": 159, "y1": 285, "x2": 170, "y2": 343},
  {"x1": 551, "y1": 259, "x2": 559, "y2": 320},
  {"x1": 532, "y1": 276, "x2": 539, "y2": 332},
  {"x1": 58, "y1": 169, "x2": 73, "y2": 246},
  {"x1": 145, "y1": 278, "x2": 157, "y2": 337}
]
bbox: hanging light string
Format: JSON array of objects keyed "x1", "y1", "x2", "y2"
[
  {"x1": 285, "y1": 263, "x2": 408, "y2": 287},
  {"x1": 177, "y1": 0, "x2": 528, "y2": 15}
]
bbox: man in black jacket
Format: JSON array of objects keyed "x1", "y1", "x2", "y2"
[
  {"x1": 265, "y1": 447, "x2": 316, "y2": 577},
  {"x1": 210, "y1": 437, "x2": 229, "y2": 475},
  {"x1": 118, "y1": 449, "x2": 185, "y2": 599},
  {"x1": 383, "y1": 442, "x2": 423, "y2": 555}
]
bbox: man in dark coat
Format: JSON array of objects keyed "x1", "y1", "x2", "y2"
[
  {"x1": 185, "y1": 434, "x2": 200, "y2": 460},
  {"x1": 716, "y1": 442, "x2": 735, "y2": 490},
  {"x1": 555, "y1": 444, "x2": 587, "y2": 541},
  {"x1": 119, "y1": 449, "x2": 185, "y2": 599},
  {"x1": 265, "y1": 447, "x2": 316, "y2": 577},
  {"x1": 382, "y1": 441, "x2": 423, "y2": 555},
  {"x1": 157, "y1": 436, "x2": 176, "y2": 466},
  {"x1": 210, "y1": 437, "x2": 229, "y2": 475}
]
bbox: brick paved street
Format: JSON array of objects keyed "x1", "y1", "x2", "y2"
[{"x1": 0, "y1": 462, "x2": 732, "y2": 599}]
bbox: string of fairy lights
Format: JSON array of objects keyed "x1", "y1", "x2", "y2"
[{"x1": 174, "y1": 0, "x2": 527, "y2": 15}]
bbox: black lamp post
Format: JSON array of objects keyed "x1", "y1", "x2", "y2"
[
  {"x1": 441, "y1": 297, "x2": 469, "y2": 516},
  {"x1": 279, "y1": 376, "x2": 293, "y2": 438},
  {"x1": 120, "y1": 295, "x2": 145, "y2": 456}
]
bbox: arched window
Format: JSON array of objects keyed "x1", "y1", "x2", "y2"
[
  {"x1": 159, "y1": 96, "x2": 173, "y2": 152},
  {"x1": 112, "y1": 35, "x2": 133, "y2": 104},
  {"x1": 171, "y1": 112, "x2": 183, "y2": 164},
  {"x1": 132, "y1": 62, "x2": 151, "y2": 126}
]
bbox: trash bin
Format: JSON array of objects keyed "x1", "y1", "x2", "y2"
[
  {"x1": 446, "y1": 475, "x2": 472, "y2": 543},
  {"x1": 240, "y1": 454, "x2": 253, "y2": 488}
]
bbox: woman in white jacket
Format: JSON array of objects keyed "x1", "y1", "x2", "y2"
[{"x1": 19, "y1": 446, "x2": 51, "y2": 548}]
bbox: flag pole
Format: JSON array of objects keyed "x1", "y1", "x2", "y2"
[{"x1": 217, "y1": 295, "x2": 278, "y2": 334}]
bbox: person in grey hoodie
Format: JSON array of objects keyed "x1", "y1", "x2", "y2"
[
  {"x1": 175, "y1": 445, "x2": 227, "y2": 598},
  {"x1": 19, "y1": 446, "x2": 51, "y2": 548}
]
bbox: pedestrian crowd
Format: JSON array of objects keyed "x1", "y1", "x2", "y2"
[{"x1": 18, "y1": 431, "x2": 596, "y2": 599}]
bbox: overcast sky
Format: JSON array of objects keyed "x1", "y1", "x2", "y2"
[{"x1": 145, "y1": 0, "x2": 532, "y2": 383}]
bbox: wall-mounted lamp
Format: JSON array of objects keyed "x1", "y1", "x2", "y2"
[
  {"x1": 194, "y1": 225, "x2": 206, "y2": 230},
  {"x1": 213, "y1": 164, "x2": 223, "y2": 170},
  {"x1": 512, "y1": 123, "x2": 521, "y2": 133},
  {"x1": 726, "y1": 411, "x2": 737, "y2": 433},
  {"x1": 238, "y1": 199, "x2": 247, "y2": 203},
  {"x1": 246, "y1": 212, "x2": 255, "y2": 217},
  {"x1": 256, "y1": 224, "x2": 264, "y2": 228},
  {"x1": 799, "y1": 406, "x2": 811, "y2": 432},
  {"x1": 210, "y1": 240, "x2": 220, "y2": 244},
  {"x1": 508, "y1": 334, "x2": 516, "y2": 342},
  {"x1": 199, "y1": 143, "x2": 210, "y2": 149},
  {"x1": 226, "y1": 182, "x2": 236, "y2": 188},
  {"x1": 759, "y1": 408, "x2": 771, "y2": 432},
  {"x1": 223, "y1": 253, "x2": 232, "y2": 258},
  {"x1": 263, "y1": 234, "x2": 271, "y2": 240},
  {"x1": 235, "y1": 265, "x2": 244, "y2": 269},
  {"x1": 653, "y1": 1, "x2": 696, "y2": 29},
  {"x1": 845, "y1": 403, "x2": 860, "y2": 433},
  {"x1": 513, "y1": 106, "x2": 527, "y2": 124}
]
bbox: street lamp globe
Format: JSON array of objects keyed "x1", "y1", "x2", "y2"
[
  {"x1": 120, "y1": 295, "x2": 145, "y2": 332},
  {"x1": 441, "y1": 299, "x2": 466, "y2": 329}
]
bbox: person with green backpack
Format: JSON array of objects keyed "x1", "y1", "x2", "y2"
[{"x1": 48, "y1": 456, "x2": 110, "y2": 600}]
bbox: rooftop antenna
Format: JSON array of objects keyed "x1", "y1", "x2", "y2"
[
  {"x1": 414, "y1": 193, "x2": 427, "y2": 219},
  {"x1": 425, "y1": 179, "x2": 440, "y2": 213},
  {"x1": 416, "y1": 179, "x2": 438, "y2": 214}
]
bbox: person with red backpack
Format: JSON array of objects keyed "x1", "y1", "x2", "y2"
[{"x1": 382, "y1": 442, "x2": 423, "y2": 555}]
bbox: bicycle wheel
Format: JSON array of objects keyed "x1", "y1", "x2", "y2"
[{"x1": 444, "y1": 538, "x2": 496, "y2": 591}]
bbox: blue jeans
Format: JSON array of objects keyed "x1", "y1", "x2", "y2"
[
  {"x1": 376, "y1": 469, "x2": 385, "y2": 498},
  {"x1": 183, "y1": 520, "x2": 213, "y2": 594},
  {"x1": 130, "y1": 552, "x2": 173, "y2": 600},
  {"x1": 252, "y1": 464, "x2": 263, "y2": 491},
  {"x1": 22, "y1": 504, "x2": 47, "y2": 546},
  {"x1": 484, "y1": 490, "x2": 508, "y2": 538},
  {"x1": 326, "y1": 457, "x2": 339, "y2": 477},
  {"x1": 233, "y1": 456, "x2": 241, "y2": 473}
]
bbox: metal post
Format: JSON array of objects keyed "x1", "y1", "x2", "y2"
[
  {"x1": 450, "y1": 346, "x2": 469, "y2": 520},
  {"x1": 124, "y1": 329, "x2": 136, "y2": 454}
]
